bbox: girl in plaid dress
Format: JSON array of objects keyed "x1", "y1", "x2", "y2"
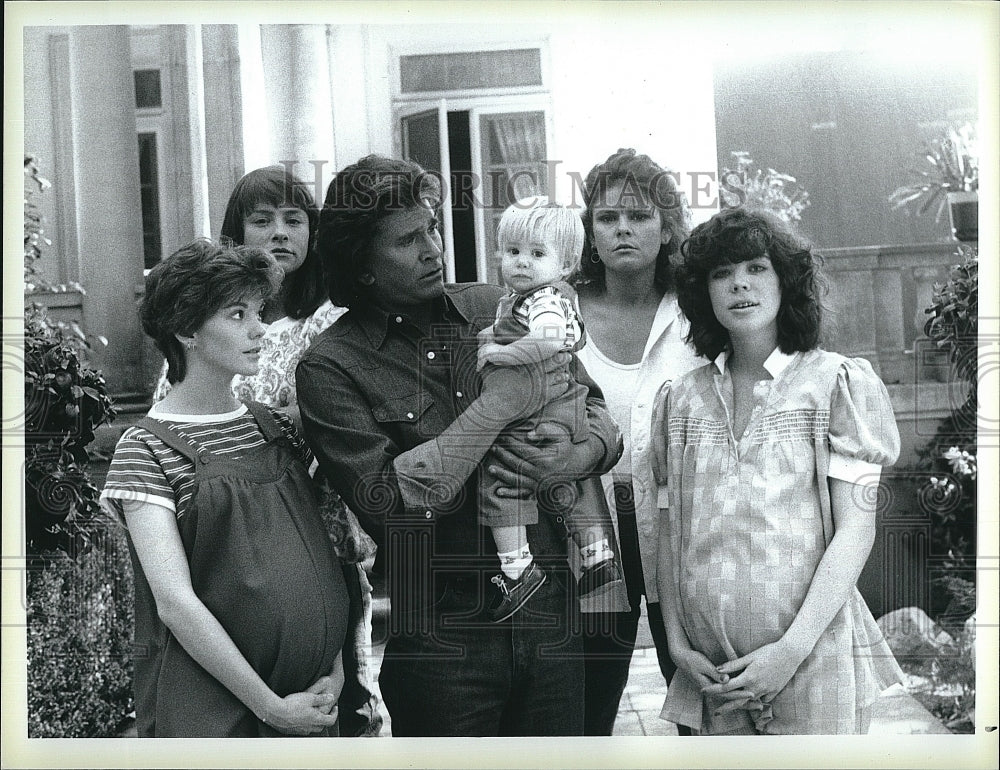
[{"x1": 652, "y1": 208, "x2": 903, "y2": 734}]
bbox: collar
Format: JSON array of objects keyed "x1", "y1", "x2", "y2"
[
  {"x1": 352, "y1": 286, "x2": 475, "y2": 348},
  {"x1": 713, "y1": 347, "x2": 797, "y2": 378},
  {"x1": 642, "y1": 293, "x2": 685, "y2": 360}
]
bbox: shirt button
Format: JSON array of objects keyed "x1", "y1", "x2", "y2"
[
  {"x1": 200, "y1": 456, "x2": 210, "y2": 465},
  {"x1": 406, "y1": 412, "x2": 415, "y2": 419},
  {"x1": 427, "y1": 351, "x2": 436, "y2": 360},
  {"x1": 456, "y1": 391, "x2": 463, "y2": 398},
  {"x1": 395, "y1": 315, "x2": 403, "y2": 323},
  {"x1": 424, "y1": 510, "x2": 433, "y2": 519}
]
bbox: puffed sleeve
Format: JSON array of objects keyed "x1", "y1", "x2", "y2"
[
  {"x1": 828, "y1": 357, "x2": 900, "y2": 486},
  {"x1": 651, "y1": 380, "x2": 671, "y2": 508}
]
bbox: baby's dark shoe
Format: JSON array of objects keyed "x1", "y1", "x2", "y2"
[
  {"x1": 577, "y1": 559, "x2": 624, "y2": 600},
  {"x1": 489, "y1": 562, "x2": 547, "y2": 623}
]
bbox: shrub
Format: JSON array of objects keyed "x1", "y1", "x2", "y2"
[
  {"x1": 915, "y1": 246, "x2": 977, "y2": 581},
  {"x1": 26, "y1": 526, "x2": 135, "y2": 737},
  {"x1": 23, "y1": 155, "x2": 116, "y2": 557},
  {"x1": 894, "y1": 246, "x2": 978, "y2": 733},
  {"x1": 23, "y1": 155, "x2": 129, "y2": 736}
]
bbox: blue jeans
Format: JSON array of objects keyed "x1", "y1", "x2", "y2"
[{"x1": 378, "y1": 568, "x2": 584, "y2": 736}]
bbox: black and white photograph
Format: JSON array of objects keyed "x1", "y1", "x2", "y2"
[{"x1": 3, "y1": 1, "x2": 997, "y2": 767}]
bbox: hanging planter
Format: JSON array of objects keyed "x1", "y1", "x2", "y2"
[{"x1": 946, "y1": 190, "x2": 978, "y2": 242}]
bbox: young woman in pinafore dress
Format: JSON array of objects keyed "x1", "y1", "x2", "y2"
[{"x1": 102, "y1": 241, "x2": 348, "y2": 737}]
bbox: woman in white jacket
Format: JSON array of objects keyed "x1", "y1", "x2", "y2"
[{"x1": 572, "y1": 148, "x2": 704, "y2": 735}]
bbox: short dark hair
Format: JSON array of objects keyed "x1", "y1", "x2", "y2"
[
  {"x1": 677, "y1": 207, "x2": 823, "y2": 360},
  {"x1": 574, "y1": 148, "x2": 692, "y2": 292},
  {"x1": 317, "y1": 155, "x2": 442, "y2": 309},
  {"x1": 219, "y1": 165, "x2": 326, "y2": 319},
  {"x1": 141, "y1": 239, "x2": 282, "y2": 384}
]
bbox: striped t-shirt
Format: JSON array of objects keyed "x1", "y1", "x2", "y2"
[
  {"x1": 511, "y1": 285, "x2": 582, "y2": 350},
  {"x1": 100, "y1": 403, "x2": 310, "y2": 521}
]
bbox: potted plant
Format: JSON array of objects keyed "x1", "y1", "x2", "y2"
[
  {"x1": 889, "y1": 122, "x2": 979, "y2": 242},
  {"x1": 720, "y1": 151, "x2": 811, "y2": 225}
]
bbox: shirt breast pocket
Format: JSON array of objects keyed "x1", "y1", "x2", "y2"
[{"x1": 371, "y1": 392, "x2": 437, "y2": 444}]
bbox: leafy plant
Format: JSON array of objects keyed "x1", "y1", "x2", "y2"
[
  {"x1": 26, "y1": 527, "x2": 135, "y2": 737},
  {"x1": 916, "y1": 247, "x2": 977, "y2": 575},
  {"x1": 24, "y1": 156, "x2": 133, "y2": 738},
  {"x1": 719, "y1": 151, "x2": 811, "y2": 224},
  {"x1": 924, "y1": 248, "x2": 977, "y2": 386},
  {"x1": 889, "y1": 122, "x2": 979, "y2": 221},
  {"x1": 896, "y1": 246, "x2": 978, "y2": 733},
  {"x1": 23, "y1": 156, "x2": 116, "y2": 557}
]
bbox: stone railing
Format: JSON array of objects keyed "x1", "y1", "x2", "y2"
[{"x1": 819, "y1": 242, "x2": 965, "y2": 465}]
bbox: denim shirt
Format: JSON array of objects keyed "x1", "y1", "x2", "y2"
[{"x1": 296, "y1": 283, "x2": 622, "y2": 609}]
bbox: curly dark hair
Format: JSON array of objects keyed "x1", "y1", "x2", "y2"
[
  {"x1": 219, "y1": 165, "x2": 326, "y2": 320},
  {"x1": 677, "y1": 207, "x2": 823, "y2": 360},
  {"x1": 573, "y1": 148, "x2": 692, "y2": 292},
  {"x1": 141, "y1": 239, "x2": 282, "y2": 384},
  {"x1": 317, "y1": 154, "x2": 442, "y2": 309}
]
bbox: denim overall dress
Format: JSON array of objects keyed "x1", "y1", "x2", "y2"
[{"x1": 129, "y1": 402, "x2": 348, "y2": 737}]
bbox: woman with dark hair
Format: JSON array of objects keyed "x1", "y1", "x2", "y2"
[
  {"x1": 101, "y1": 240, "x2": 348, "y2": 736},
  {"x1": 562, "y1": 148, "x2": 705, "y2": 735},
  {"x1": 153, "y1": 165, "x2": 382, "y2": 736},
  {"x1": 219, "y1": 164, "x2": 327, "y2": 322},
  {"x1": 652, "y1": 207, "x2": 902, "y2": 734}
]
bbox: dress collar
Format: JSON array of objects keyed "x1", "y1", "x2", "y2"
[{"x1": 713, "y1": 347, "x2": 798, "y2": 378}]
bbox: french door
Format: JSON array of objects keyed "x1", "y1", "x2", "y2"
[{"x1": 398, "y1": 98, "x2": 552, "y2": 285}]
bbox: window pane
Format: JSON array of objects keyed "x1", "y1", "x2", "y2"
[
  {"x1": 134, "y1": 69, "x2": 162, "y2": 109},
  {"x1": 401, "y1": 110, "x2": 442, "y2": 173},
  {"x1": 401, "y1": 49, "x2": 542, "y2": 93},
  {"x1": 478, "y1": 111, "x2": 547, "y2": 283},
  {"x1": 137, "y1": 132, "x2": 161, "y2": 268}
]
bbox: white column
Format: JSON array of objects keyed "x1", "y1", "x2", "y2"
[
  {"x1": 201, "y1": 24, "x2": 246, "y2": 237},
  {"x1": 67, "y1": 25, "x2": 145, "y2": 394},
  {"x1": 237, "y1": 23, "x2": 272, "y2": 173},
  {"x1": 329, "y1": 25, "x2": 371, "y2": 175},
  {"x1": 185, "y1": 25, "x2": 211, "y2": 238},
  {"x1": 260, "y1": 24, "x2": 336, "y2": 201}
]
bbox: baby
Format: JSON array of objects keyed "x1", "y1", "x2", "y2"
[{"x1": 478, "y1": 197, "x2": 625, "y2": 622}]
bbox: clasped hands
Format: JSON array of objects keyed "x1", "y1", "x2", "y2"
[{"x1": 677, "y1": 637, "x2": 807, "y2": 718}]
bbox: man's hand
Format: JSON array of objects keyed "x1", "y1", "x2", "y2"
[{"x1": 488, "y1": 422, "x2": 601, "y2": 499}]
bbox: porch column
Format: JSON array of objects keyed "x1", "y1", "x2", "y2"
[
  {"x1": 67, "y1": 26, "x2": 146, "y2": 395},
  {"x1": 201, "y1": 24, "x2": 247, "y2": 237},
  {"x1": 260, "y1": 24, "x2": 336, "y2": 202}
]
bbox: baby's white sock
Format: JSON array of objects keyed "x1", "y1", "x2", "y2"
[
  {"x1": 580, "y1": 538, "x2": 614, "y2": 568},
  {"x1": 498, "y1": 547, "x2": 533, "y2": 580}
]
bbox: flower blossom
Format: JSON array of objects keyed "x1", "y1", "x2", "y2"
[{"x1": 943, "y1": 447, "x2": 977, "y2": 480}]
